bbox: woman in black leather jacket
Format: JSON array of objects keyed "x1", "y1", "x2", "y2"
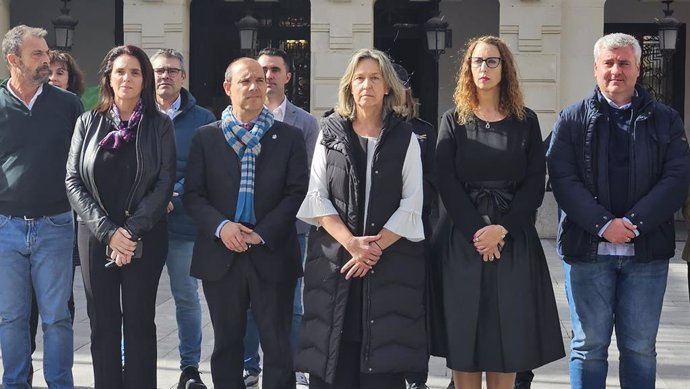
[{"x1": 65, "y1": 45, "x2": 175, "y2": 388}]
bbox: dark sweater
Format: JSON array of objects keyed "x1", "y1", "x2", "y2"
[
  {"x1": 606, "y1": 104, "x2": 633, "y2": 217},
  {"x1": 0, "y1": 81, "x2": 83, "y2": 217}
]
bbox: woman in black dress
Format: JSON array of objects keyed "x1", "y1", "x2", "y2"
[{"x1": 433, "y1": 35, "x2": 564, "y2": 389}]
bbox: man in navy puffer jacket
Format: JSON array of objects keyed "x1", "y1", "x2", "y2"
[{"x1": 547, "y1": 33, "x2": 690, "y2": 389}]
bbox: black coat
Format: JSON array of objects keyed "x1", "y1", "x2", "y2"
[
  {"x1": 295, "y1": 113, "x2": 427, "y2": 383},
  {"x1": 66, "y1": 110, "x2": 176, "y2": 244},
  {"x1": 183, "y1": 120, "x2": 308, "y2": 282}
]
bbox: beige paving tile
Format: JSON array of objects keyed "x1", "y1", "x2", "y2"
[{"x1": 5, "y1": 240, "x2": 689, "y2": 388}]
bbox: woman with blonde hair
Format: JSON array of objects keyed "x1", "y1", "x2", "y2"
[
  {"x1": 433, "y1": 35, "x2": 564, "y2": 389},
  {"x1": 295, "y1": 48, "x2": 426, "y2": 389}
]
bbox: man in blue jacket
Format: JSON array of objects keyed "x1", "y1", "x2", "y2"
[
  {"x1": 547, "y1": 33, "x2": 690, "y2": 389},
  {"x1": 151, "y1": 48, "x2": 216, "y2": 389}
]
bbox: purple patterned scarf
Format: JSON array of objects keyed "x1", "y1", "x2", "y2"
[{"x1": 99, "y1": 99, "x2": 144, "y2": 150}]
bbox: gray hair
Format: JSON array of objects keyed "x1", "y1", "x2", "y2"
[
  {"x1": 335, "y1": 48, "x2": 406, "y2": 120},
  {"x1": 2, "y1": 25, "x2": 47, "y2": 65},
  {"x1": 150, "y1": 48, "x2": 186, "y2": 73},
  {"x1": 594, "y1": 33, "x2": 641, "y2": 64}
]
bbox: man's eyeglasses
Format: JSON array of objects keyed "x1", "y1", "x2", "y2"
[
  {"x1": 154, "y1": 67, "x2": 182, "y2": 76},
  {"x1": 470, "y1": 57, "x2": 502, "y2": 69}
]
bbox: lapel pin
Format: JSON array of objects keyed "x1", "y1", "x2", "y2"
[{"x1": 272, "y1": 134, "x2": 278, "y2": 139}]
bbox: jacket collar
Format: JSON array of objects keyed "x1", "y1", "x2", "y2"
[{"x1": 589, "y1": 85, "x2": 654, "y2": 116}]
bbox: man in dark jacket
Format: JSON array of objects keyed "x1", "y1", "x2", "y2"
[
  {"x1": 547, "y1": 33, "x2": 690, "y2": 389},
  {"x1": 0, "y1": 25, "x2": 83, "y2": 388},
  {"x1": 184, "y1": 57, "x2": 308, "y2": 389},
  {"x1": 242, "y1": 47, "x2": 318, "y2": 388},
  {"x1": 151, "y1": 48, "x2": 216, "y2": 389}
]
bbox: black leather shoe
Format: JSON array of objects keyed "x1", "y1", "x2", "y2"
[{"x1": 178, "y1": 366, "x2": 207, "y2": 389}]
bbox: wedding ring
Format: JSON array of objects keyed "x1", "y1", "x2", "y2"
[
  {"x1": 490, "y1": 256, "x2": 495, "y2": 260},
  {"x1": 473, "y1": 237, "x2": 479, "y2": 242}
]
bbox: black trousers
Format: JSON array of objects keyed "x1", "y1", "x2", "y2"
[
  {"x1": 202, "y1": 253, "x2": 296, "y2": 389},
  {"x1": 515, "y1": 370, "x2": 534, "y2": 383},
  {"x1": 309, "y1": 341, "x2": 405, "y2": 389},
  {"x1": 79, "y1": 222, "x2": 167, "y2": 389}
]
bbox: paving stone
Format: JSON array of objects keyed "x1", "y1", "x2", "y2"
[{"x1": 5, "y1": 240, "x2": 689, "y2": 388}]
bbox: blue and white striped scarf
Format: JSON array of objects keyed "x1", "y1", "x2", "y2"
[{"x1": 220, "y1": 106, "x2": 274, "y2": 225}]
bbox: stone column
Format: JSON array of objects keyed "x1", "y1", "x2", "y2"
[
  {"x1": 498, "y1": 0, "x2": 605, "y2": 238},
  {"x1": 0, "y1": 0, "x2": 10, "y2": 79},
  {"x1": 123, "y1": 0, "x2": 191, "y2": 86},
  {"x1": 310, "y1": 0, "x2": 374, "y2": 116}
]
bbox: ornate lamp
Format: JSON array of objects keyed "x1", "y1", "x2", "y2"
[
  {"x1": 657, "y1": 0, "x2": 679, "y2": 55},
  {"x1": 237, "y1": 12, "x2": 259, "y2": 53},
  {"x1": 52, "y1": 0, "x2": 78, "y2": 51},
  {"x1": 423, "y1": 12, "x2": 452, "y2": 61}
]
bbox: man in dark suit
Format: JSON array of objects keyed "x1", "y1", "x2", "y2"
[
  {"x1": 241, "y1": 47, "x2": 318, "y2": 388},
  {"x1": 184, "y1": 57, "x2": 308, "y2": 389}
]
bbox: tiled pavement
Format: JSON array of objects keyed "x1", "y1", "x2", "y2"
[{"x1": 8, "y1": 239, "x2": 690, "y2": 389}]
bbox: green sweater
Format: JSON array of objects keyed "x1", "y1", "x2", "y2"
[{"x1": 0, "y1": 80, "x2": 83, "y2": 217}]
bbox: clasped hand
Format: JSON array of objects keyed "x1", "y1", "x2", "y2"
[
  {"x1": 473, "y1": 225, "x2": 507, "y2": 262},
  {"x1": 341, "y1": 235, "x2": 382, "y2": 280},
  {"x1": 220, "y1": 221, "x2": 263, "y2": 252},
  {"x1": 602, "y1": 218, "x2": 637, "y2": 244},
  {"x1": 107, "y1": 227, "x2": 137, "y2": 267}
]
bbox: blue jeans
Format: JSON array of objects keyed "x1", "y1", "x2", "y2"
[
  {"x1": 0, "y1": 212, "x2": 74, "y2": 389},
  {"x1": 166, "y1": 238, "x2": 202, "y2": 369},
  {"x1": 564, "y1": 255, "x2": 669, "y2": 389},
  {"x1": 243, "y1": 232, "x2": 306, "y2": 374}
]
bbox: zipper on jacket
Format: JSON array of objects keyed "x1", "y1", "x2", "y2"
[
  {"x1": 124, "y1": 117, "x2": 145, "y2": 218},
  {"x1": 363, "y1": 274, "x2": 373, "y2": 364},
  {"x1": 88, "y1": 115, "x2": 109, "y2": 216}
]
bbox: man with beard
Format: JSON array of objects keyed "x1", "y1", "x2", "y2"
[
  {"x1": 0, "y1": 25, "x2": 83, "y2": 388},
  {"x1": 151, "y1": 48, "x2": 215, "y2": 389}
]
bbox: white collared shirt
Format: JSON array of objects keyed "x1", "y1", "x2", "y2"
[
  {"x1": 157, "y1": 94, "x2": 182, "y2": 120},
  {"x1": 8, "y1": 81, "x2": 43, "y2": 110},
  {"x1": 270, "y1": 96, "x2": 288, "y2": 122},
  {"x1": 600, "y1": 90, "x2": 637, "y2": 110}
]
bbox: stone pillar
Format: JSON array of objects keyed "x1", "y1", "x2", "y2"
[
  {"x1": 310, "y1": 0, "x2": 374, "y2": 116},
  {"x1": 0, "y1": 0, "x2": 10, "y2": 79},
  {"x1": 499, "y1": 0, "x2": 605, "y2": 238},
  {"x1": 123, "y1": 0, "x2": 191, "y2": 86}
]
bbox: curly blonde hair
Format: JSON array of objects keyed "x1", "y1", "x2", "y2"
[{"x1": 453, "y1": 36, "x2": 525, "y2": 124}]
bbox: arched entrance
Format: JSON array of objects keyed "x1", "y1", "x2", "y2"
[
  {"x1": 190, "y1": 0, "x2": 311, "y2": 116},
  {"x1": 374, "y1": 0, "x2": 440, "y2": 128}
]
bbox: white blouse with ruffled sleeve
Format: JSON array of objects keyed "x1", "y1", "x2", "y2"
[{"x1": 296, "y1": 130, "x2": 424, "y2": 242}]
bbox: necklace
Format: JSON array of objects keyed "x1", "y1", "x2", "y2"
[{"x1": 483, "y1": 120, "x2": 491, "y2": 129}]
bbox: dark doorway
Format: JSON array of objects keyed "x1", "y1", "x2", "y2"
[
  {"x1": 605, "y1": 23, "x2": 686, "y2": 120},
  {"x1": 190, "y1": 0, "x2": 311, "y2": 117},
  {"x1": 374, "y1": 0, "x2": 440, "y2": 129}
]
